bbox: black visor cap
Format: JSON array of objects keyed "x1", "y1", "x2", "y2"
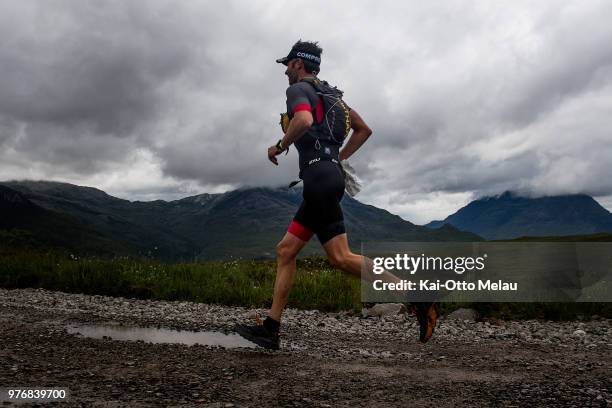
[{"x1": 276, "y1": 48, "x2": 321, "y2": 66}]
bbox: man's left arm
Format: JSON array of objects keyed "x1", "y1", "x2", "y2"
[{"x1": 339, "y1": 109, "x2": 372, "y2": 161}]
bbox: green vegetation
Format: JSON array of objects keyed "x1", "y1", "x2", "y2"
[
  {"x1": 0, "y1": 248, "x2": 609, "y2": 319},
  {"x1": 0, "y1": 249, "x2": 360, "y2": 312}
]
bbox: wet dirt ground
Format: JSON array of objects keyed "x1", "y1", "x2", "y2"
[{"x1": 1, "y1": 288, "x2": 611, "y2": 407}]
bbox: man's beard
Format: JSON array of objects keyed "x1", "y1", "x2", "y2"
[{"x1": 288, "y1": 71, "x2": 298, "y2": 84}]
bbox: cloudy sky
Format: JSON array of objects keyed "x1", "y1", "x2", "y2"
[{"x1": 1, "y1": 1, "x2": 612, "y2": 224}]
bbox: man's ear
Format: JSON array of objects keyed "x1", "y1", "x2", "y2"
[{"x1": 295, "y1": 58, "x2": 304, "y2": 70}]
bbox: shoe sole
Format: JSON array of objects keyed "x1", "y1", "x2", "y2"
[{"x1": 235, "y1": 326, "x2": 280, "y2": 350}]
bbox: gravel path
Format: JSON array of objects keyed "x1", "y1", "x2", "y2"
[{"x1": 1, "y1": 288, "x2": 611, "y2": 407}]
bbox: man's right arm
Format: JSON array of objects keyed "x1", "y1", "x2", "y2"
[
  {"x1": 339, "y1": 109, "x2": 372, "y2": 161},
  {"x1": 281, "y1": 84, "x2": 315, "y2": 147},
  {"x1": 267, "y1": 85, "x2": 314, "y2": 165}
]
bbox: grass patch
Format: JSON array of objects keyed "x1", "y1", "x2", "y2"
[{"x1": 0, "y1": 249, "x2": 360, "y2": 312}]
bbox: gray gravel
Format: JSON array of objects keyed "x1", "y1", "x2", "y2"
[{"x1": 1, "y1": 288, "x2": 611, "y2": 407}]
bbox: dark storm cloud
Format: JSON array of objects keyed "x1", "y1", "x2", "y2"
[
  {"x1": 0, "y1": 1, "x2": 197, "y2": 136},
  {"x1": 0, "y1": 1, "x2": 286, "y2": 181}
]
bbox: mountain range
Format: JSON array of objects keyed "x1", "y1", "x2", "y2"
[
  {"x1": 0, "y1": 180, "x2": 480, "y2": 260},
  {"x1": 425, "y1": 191, "x2": 612, "y2": 240}
]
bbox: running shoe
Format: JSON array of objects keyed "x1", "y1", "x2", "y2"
[
  {"x1": 235, "y1": 323, "x2": 280, "y2": 350},
  {"x1": 414, "y1": 302, "x2": 438, "y2": 343}
]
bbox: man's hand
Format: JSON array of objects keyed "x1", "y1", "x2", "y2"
[
  {"x1": 268, "y1": 110, "x2": 312, "y2": 166},
  {"x1": 268, "y1": 145, "x2": 282, "y2": 165}
]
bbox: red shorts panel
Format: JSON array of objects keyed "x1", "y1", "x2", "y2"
[{"x1": 287, "y1": 220, "x2": 314, "y2": 242}]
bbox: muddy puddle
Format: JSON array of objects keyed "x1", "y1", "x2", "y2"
[{"x1": 66, "y1": 324, "x2": 257, "y2": 349}]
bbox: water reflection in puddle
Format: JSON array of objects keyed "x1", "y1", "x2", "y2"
[{"x1": 67, "y1": 324, "x2": 257, "y2": 349}]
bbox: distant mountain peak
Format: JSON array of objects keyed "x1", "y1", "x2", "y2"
[
  {"x1": 425, "y1": 191, "x2": 612, "y2": 240},
  {"x1": 2, "y1": 179, "x2": 121, "y2": 202},
  {"x1": 497, "y1": 190, "x2": 517, "y2": 200},
  {"x1": 482, "y1": 190, "x2": 595, "y2": 202}
]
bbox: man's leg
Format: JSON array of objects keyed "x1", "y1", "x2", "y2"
[
  {"x1": 268, "y1": 231, "x2": 309, "y2": 322},
  {"x1": 234, "y1": 228, "x2": 309, "y2": 350},
  {"x1": 322, "y1": 233, "x2": 438, "y2": 343},
  {"x1": 321, "y1": 233, "x2": 401, "y2": 285}
]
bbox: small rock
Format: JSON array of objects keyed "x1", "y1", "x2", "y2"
[
  {"x1": 446, "y1": 308, "x2": 479, "y2": 322},
  {"x1": 573, "y1": 329, "x2": 586, "y2": 337},
  {"x1": 247, "y1": 311, "x2": 259, "y2": 319},
  {"x1": 367, "y1": 303, "x2": 406, "y2": 317}
]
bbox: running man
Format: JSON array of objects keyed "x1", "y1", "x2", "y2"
[{"x1": 236, "y1": 40, "x2": 437, "y2": 350}]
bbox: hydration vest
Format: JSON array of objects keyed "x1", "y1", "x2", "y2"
[
  {"x1": 302, "y1": 77, "x2": 351, "y2": 146},
  {"x1": 279, "y1": 77, "x2": 351, "y2": 148}
]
